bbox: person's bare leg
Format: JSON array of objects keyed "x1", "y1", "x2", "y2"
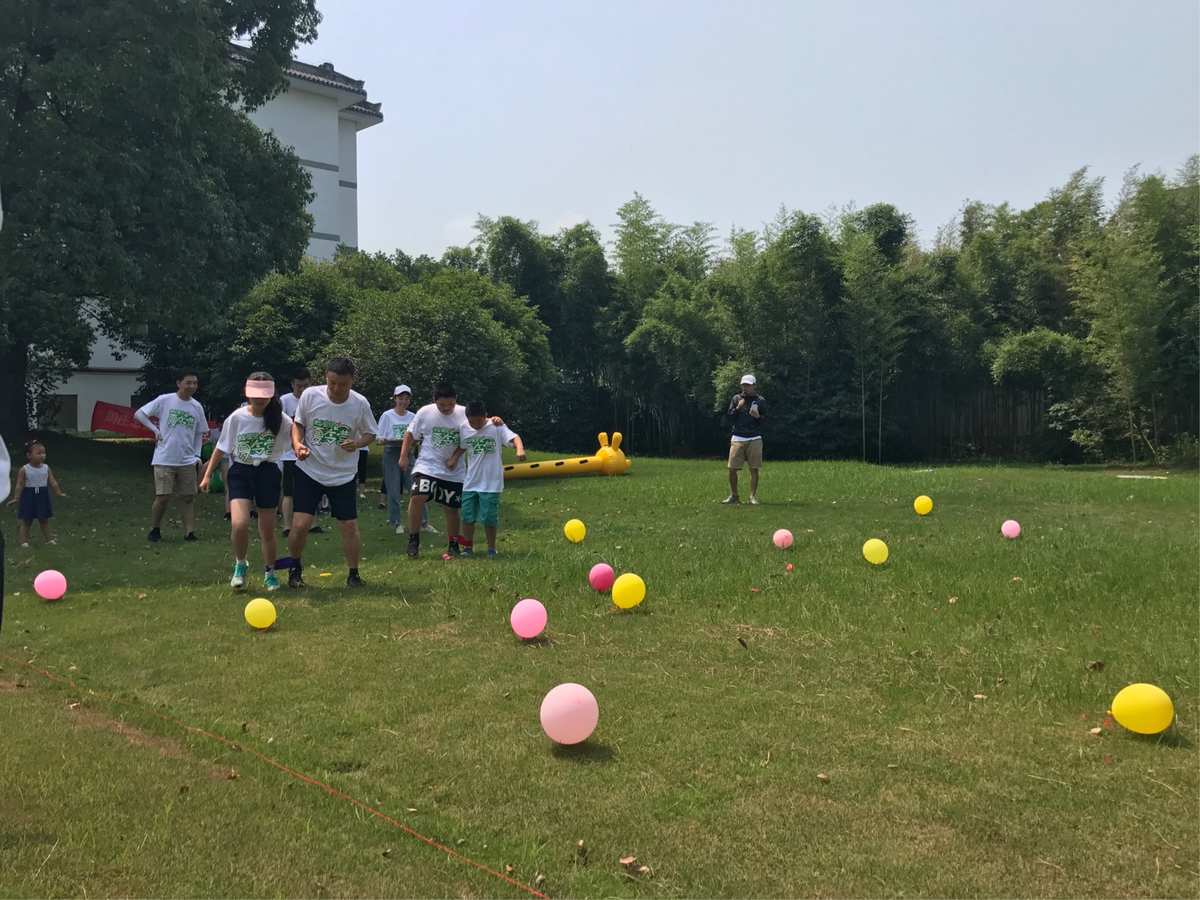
[
  {"x1": 407, "y1": 493, "x2": 428, "y2": 535},
  {"x1": 289, "y1": 512, "x2": 314, "y2": 560},
  {"x1": 151, "y1": 495, "x2": 170, "y2": 528},
  {"x1": 257, "y1": 508, "x2": 278, "y2": 570},
  {"x1": 728, "y1": 468, "x2": 739, "y2": 498},
  {"x1": 230, "y1": 499, "x2": 252, "y2": 560},
  {"x1": 18, "y1": 521, "x2": 30, "y2": 545},
  {"x1": 485, "y1": 525, "x2": 497, "y2": 552},
  {"x1": 39, "y1": 519, "x2": 54, "y2": 542},
  {"x1": 444, "y1": 507, "x2": 461, "y2": 542},
  {"x1": 462, "y1": 521, "x2": 476, "y2": 547},
  {"x1": 180, "y1": 496, "x2": 196, "y2": 535},
  {"x1": 281, "y1": 495, "x2": 294, "y2": 531},
  {"x1": 749, "y1": 468, "x2": 760, "y2": 499},
  {"x1": 338, "y1": 519, "x2": 361, "y2": 569}
]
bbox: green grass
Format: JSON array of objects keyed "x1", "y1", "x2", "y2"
[{"x1": 1, "y1": 436, "x2": 1197, "y2": 898}]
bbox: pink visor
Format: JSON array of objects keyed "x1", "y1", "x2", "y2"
[{"x1": 245, "y1": 379, "x2": 276, "y2": 399}]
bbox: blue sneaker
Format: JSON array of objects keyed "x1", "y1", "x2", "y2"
[
  {"x1": 230, "y1": 561, "x2": 248, "y2": 590},
  {"x1": 263, "y1": 570, "x2": 281, "y2": 592},
  {"x1": 487, "y1": 549, "x2": 498, "y2": 560}
]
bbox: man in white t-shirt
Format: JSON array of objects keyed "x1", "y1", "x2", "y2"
[
  {"x1": 135, "y1": 370, "x2": 208, "y2": 543},
  {"x1": 446, "y1": 400, "x2": 525, "y2": 558},
  {"x1": 399, "y1": 383, "x2": 469, "y2": 559},
  {"x1": 279, "y1": 369, "x2": 310, "y2": 535},
  {"x1": 288, "y1": 357, "x2": 377, "y2": 588}
]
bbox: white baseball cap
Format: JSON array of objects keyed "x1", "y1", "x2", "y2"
[
  {"x1": 740, "y1": 374, "x2": 756, "y2": 386},
  {"x1": 393, "y1": 384, "x2": 412, "y2": 396}
]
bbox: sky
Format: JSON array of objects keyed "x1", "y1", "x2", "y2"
[{"x1": 301, "y1": 0, "x2": 1199, "y2": 258}]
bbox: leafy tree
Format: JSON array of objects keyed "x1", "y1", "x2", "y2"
[{"x1": 0, "y1": 0, "x2": 319, "y2": 438}]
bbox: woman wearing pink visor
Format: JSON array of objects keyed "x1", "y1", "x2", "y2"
[{"x1": 200, "y1": 372, "x2": 294, "y2": 592}]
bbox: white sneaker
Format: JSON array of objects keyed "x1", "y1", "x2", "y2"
[
  {"x1": 748, "y1": 495, "x2": 760, "y2": 505},
  {"x1": 395, "y1": 524, "x2": 405, "y2": 535},
  {"x1": 20, "y1": 542, "x2": 30, "y2": 548},
  {"x1": 230, "y1": 561, "x2": 248, "y2": 590},
  {"x1": 421, "y1": 522, "x2": 439, "y2": 534},
  {"x1": 721, "y1": 495, "x2": 740, "y2": 505}
]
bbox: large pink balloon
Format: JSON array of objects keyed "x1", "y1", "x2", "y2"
[
  {"x1": 1001, "y1": 519, "x2": 1021, "y2": 540},
  {"x1": 34, "y1": 569, "x2": 67, "y2": 602},
  {"x1": 539, "y1": 683, "x2": 599, "y2": 745},
  {"x1": 773, "y1": 528, "x2": 794, "y2": 549},
  {"x1": 510, "y1": 598, "x2": 547, "y2": 640},
  {"x1": 588, "y1": 563, "x2": 615, "y2": 592}
]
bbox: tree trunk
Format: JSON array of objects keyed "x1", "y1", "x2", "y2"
[
  {"x1": 877, "y1": 367, "x2": 883, "y2": 464},
  {"x1": 859, "y1": 367, "x2": 866, "y2": 462},
  {"x1": 0, "y1": 341, "x2": 29, "y2": 442}
]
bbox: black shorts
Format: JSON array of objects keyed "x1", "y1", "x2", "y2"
[
  {"x1": 410, "y1": 471, "x2": 463, "y2": 509},
  {"x1": 227, "y1": 462, "x2": 282, "y2": 509},
  {"x1": 357, "y1": 450, "x2": 369, "y2": 484},
  {"x1": 281, "y1": 460, "x2": 297, "y2": 498},
  {"x1": 292, "y1": 465, "x2": 358, "y2": 521}
]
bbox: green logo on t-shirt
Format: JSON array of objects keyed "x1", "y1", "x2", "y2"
[
  {"x1": 392, "y1": 423, "x2": 409, "y2": 439},
  {"x1": 311, "y1": 418, "x2": 351, "y2": 446},
  {"x1": 465, "y1": 436, "x2": 496, "y2": 457},
  {"x1": 431, "y1": 426, "x2": 459, "y2": 449},
  {"x1": 235, "y1": 431, "x2": 275, "y2": 461},
  {"x1": 167, "y1": 409, "x2": 196, "y2": 429}
]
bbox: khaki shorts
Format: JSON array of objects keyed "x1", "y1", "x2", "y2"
[
  {"x1": 728, "y1": 439, "x2": 763, "y2": 470},
  {"x1": 153, "y1": 464, "x2": 199, "y2": 496}
]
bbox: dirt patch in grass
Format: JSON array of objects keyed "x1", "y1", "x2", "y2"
[{"x1": 70, "y1": 705, "x2": 188, "y2": 759}]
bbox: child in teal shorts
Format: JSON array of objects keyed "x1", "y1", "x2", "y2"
[{"x1": 446, "y1": 401, "x2": 525, "y2": 558}]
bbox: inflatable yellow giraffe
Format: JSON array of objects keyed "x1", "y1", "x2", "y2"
[{"x1": 503, "y1": 432, "x2": 631, "y2": 480}]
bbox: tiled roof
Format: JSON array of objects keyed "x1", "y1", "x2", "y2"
[{"x1": 228, "y1": 44, "x2": 382, "y2": 117}]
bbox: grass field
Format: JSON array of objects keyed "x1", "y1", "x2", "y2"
[{"x1": 1, "y1": 435, "x2": 1197, "y2": 898}]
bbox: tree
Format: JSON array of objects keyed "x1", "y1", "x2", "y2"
[
  {"x1": 0, "y1": 0, "x2": 319, "y2": 438},
  {"x1": 839, "y1": 231, "x2": 906, "y2": 461},
  {"x1": 320, "y1": 270, "x2": 551, "y2": 430}
]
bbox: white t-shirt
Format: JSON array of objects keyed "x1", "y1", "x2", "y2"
[
  {"x1": 376, "y1": 409, "x2": 416, "y2": 444},
  {"x1": 279, "y1": 392, "x2": 302, "y2": 462},
  {"x1": 294, "y1": 386, "x2": 377, "y2": 486},
  {"x1": 408, "y1": 403, "x2": 467, "y2": 480},
  {"x1": 0, "y1": 436, "x2": 9, "y2": 503},
  {"x1": 138, "y1": 392, "x2": 207, "y2": 467},
  {"x1": 23, "y1": 463, "x2": 50, "y2": 489},
  {"x1": 458, "y1": 421, "x2": 518, "y2": 494},
  {"x1": 216, "y1": 406, "x2": 295, "y2": 466}
]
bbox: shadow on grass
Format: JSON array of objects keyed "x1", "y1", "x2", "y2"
[
  {"x1": 551, "y1": 739, "x2": 616, "y2": 764},
  {"x1": 1129, "y1": 727, "x2": 1193, "y2": 750}
]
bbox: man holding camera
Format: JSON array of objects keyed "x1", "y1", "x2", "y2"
[{"x1": 723, "y1": 374, "x2": 765, "y2": 505}]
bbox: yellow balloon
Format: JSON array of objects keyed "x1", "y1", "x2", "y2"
[
  {"x1": 1111, "y1": 683, "x2": 1174, "y2": 735},
  {"x1": 914, "y1": 495, "x2": 933, "y2": 516},
  {"x1": 863, "y1": 538, "x2": 889, "y2": 566},
  {"x1": 611, "y1": 573, "x2": 645, "y2": 609},
  {"x1": 244, "y1": 597, "x2": 277, "y2": 631},
  {"x1": 563, "y1": 518, "x2": 587, "y2": 543}
]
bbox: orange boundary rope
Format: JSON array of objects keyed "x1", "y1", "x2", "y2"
[{"x1": 5, "y1": 655, "x2": 549, "y2": 899}]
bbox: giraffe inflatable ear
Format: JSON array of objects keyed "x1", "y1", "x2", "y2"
[{"x1": 502, "y1": 430, "x2": 631, "y2": 480}]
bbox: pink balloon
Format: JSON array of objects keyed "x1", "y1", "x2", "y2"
[
  {"x1": 34, "y1": 569, "x2": 67, "y2": 602},
  {"x1": 539, "y1": 683, "x2": 599, "y2": 745},
  {"x1": 510, "y1": 598, "x2": 547, "y2": 640},
  {"x1": 773, "y1": 528, "x2": 794, "y2": 549},
  {"x1": 588, "y1": 563, "x2": 615, "y2": 592},
  {"x1": 1001, "y1": 519, "x2": 1021, "y2": 540}
]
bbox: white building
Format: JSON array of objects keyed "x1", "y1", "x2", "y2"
[{"x1": 49, "y1": 54, "x2": 383, "y2": 430}]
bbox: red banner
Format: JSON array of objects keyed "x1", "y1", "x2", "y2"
[
  {"x1": 91, "y1": 401, "x2": 155, "y2": 437},
  {"x1": 91, "y1": 400, "x2": 219, "y2": 438}
]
